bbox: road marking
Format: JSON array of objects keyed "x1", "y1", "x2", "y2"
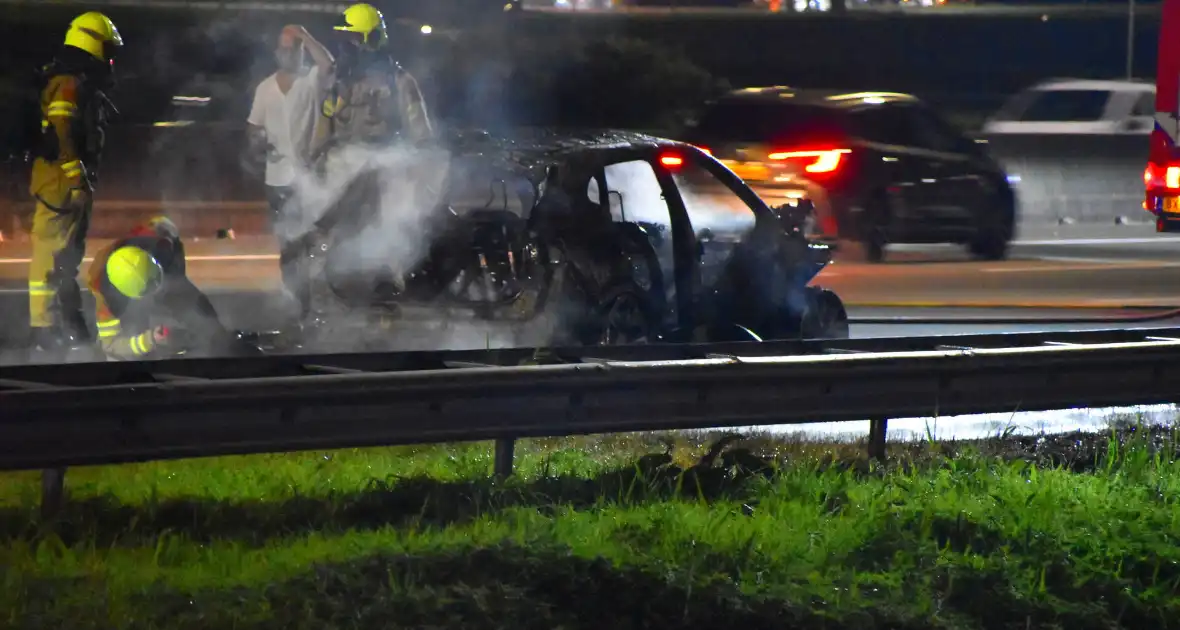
[
  {"x1": 188, "y1": 254, "x2": 278, "y2": 262},
  {"x1": 0, "y1": 254, "x2": 278, "y2": 265},
  {"x1": 983, "y1": 261, "x2": 1180, "y2": 273},
  {"x1": 1029, "y1": 255, "x2": 1171, "y2": 265},
  {"x1": 1013, "y1": 236, "x2": 1180, "y2": 246}
]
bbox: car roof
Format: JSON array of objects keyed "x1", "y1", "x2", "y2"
[
  {"x1": 444, "y1": 127, "x2": 688, "y2": 180},
  {"x1": 715, "y1": 86, "x2": 922, "y2": 110},
  {"x1": 450, "y1": 127, "x2": 678, "y2": 157},
  {"x1": 1029, "y1": 78, "x2": 1154, "y2": 92}
]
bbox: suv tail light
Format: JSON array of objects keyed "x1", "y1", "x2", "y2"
[{"x1": 767, "y1": 148, "x2": 851, "y2": 174}]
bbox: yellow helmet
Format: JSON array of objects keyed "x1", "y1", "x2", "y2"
[
  {"x1": 64, "y1": 12, "x2": 123, "y2": 62},
  {"x1": 106, "y1": 245, "x2": 163, "y2": 299},
  {"x1": 333, "y1": 3, "x2": 388, "y2": 49}
]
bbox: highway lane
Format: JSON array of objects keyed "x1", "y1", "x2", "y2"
[
  {"x1": 1, "y1": 223, "x2": 1179, "y2": 352},
  {"x1": 4, "y1": 227, "x2": 1178, "y2": 442},
  {"x1": 6, "y1": 223, "x2": 1177, "y2": 304}
]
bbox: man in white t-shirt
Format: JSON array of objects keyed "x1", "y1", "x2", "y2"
[{"x1": 247, "y1": 25, "x2": 333, "y2": 321}]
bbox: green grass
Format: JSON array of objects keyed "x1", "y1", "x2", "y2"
[{"x1": 2, "y1": 423, "x2": 1180, "y2": 629}]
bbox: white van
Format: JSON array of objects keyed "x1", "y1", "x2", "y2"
[{"x1": 982, "y1": 79, "x2": 1155, "y2": 135}]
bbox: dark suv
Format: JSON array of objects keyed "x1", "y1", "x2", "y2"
[{"x1": 682, "y1": 88, "x2": 1017, "y2": 262}]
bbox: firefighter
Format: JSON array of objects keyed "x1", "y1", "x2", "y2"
[
  {"x1": 87, "y1": 216, "x2": 243, "y2": 361},
  {"x1": 27, "y1": 11, "x2": 122, "y2": 360},
  {"x1": 313, "y1": 2, "x2": 434, "y2": 156},
  {"x1": 287, "y1": 2, "x2": 438, "y2": 327}
]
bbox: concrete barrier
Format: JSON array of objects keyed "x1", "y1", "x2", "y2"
[{"x1": 980, "y1": 133, "x2": 1150, "y2": 228}]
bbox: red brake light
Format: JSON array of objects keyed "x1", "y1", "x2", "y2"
[
  {"x1": 659, "y1": 153, "x2": 684, "y2": 167},
  {"x1": 1145, "y1": 162, "x2": 1180, "y2": 190},
  {"x1": 767, "y1": 148, "x2": 850, "y2": 173}
]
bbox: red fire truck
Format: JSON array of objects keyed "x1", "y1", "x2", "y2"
[{"x1": 1146, "y1": 0, "x2": 1180, "y2": 231}]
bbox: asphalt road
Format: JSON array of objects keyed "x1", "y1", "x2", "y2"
[{"x1": 2, "y1": 221, "x2": 1179, "y2": 354}]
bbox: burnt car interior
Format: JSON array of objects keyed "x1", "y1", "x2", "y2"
[{"x1": 298, "y1": 129, "x2": 846, "y2": 348}]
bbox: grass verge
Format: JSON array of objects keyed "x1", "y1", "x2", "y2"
[{"x1": 2, "y1": 422, "x2": 1180, "y2": 629}]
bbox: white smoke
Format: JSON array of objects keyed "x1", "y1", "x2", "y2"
[
  {"x1": 284, "y1": 141, "x2": 451, "y2": 281},
  {"x1": 272, "y1": 135, "x2": 570, "y2": 355}
]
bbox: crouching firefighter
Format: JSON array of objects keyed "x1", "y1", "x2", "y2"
[
  {"x1": 87, "y1": 217, "x2": 245, "y2": 361},
  {"x1": 27, "y1": 11, "x2": 122, "y2": 359}
]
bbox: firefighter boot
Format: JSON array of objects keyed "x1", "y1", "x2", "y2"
[{"x1": 52, "y1": 267, "x2": 98, "y2": 360}]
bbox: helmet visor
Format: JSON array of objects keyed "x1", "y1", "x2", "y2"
[
  {"x1": 332, "y1": 27, "x2": 370, "y2": 49},
  {"x1": 332, "y1": 13, "x2": 384, "y2": 49},
  {"x1": 106, "y1": 23, "x2": 123, "y2": 47}
]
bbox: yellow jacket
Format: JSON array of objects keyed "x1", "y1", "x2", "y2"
[{"x1": 29, "y1": 74, "x2": 88, "y2": 210}]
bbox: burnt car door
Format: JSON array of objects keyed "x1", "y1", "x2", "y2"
[
  {"x1": 653, "y1": 148, "x2": 803, "y2": 339},
  {"x1": 596, "y1": 155, "x2": 685, "y2": 332}
]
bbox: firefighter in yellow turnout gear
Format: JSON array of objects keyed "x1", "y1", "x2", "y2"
[
  {"x1": 284, "y1": 3, "x2": 438, "y2": 330},
  {"x1": 88, "y1": 217, "x2": 242, "y2": 361},
  {"x1": 313, "y1": 2, "x2": 434, "y2": 154},
  {"x1": 27, "y1": 11, "x2": 121, "y2": 359}
]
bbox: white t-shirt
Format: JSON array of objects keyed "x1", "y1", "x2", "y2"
[{"x1": 247, "y1": 66, "x2": 322, "y2": 188}]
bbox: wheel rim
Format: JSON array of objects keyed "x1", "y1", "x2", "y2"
[
  {"x1": 806, "y1": 291, "x2": 849, "y2": 338},
  {"x1": 598, "y1": 292, "x2": 650, "y2": 345}
]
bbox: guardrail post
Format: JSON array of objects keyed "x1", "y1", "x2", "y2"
[
  {"x1": 868, "y1": 418, "x2": 888, "y2": 462},
  {"x1": 493, "y1": 437, "x2": 515, "y2": 479},
  {"x1": 40, "y1": 467, "x2": 66, "y2": 519}
]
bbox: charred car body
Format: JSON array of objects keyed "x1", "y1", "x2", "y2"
[{"x1": 284, "y1": 128, "x2": 849, "y2": 351}]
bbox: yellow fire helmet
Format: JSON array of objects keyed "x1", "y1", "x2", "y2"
[
  {"x1": 64, "y1": 12, "x2": 123, "y2": 62},
  {"x1": 333, "y1": 3, "x2": 388, "y2": 49},
  {"x1": 106, "y1": 245, "x2": 163, "y2": 300}
]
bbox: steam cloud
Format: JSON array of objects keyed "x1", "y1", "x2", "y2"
[{"x1": 272, "y1": 136, "x2": 566, "y2": 355}]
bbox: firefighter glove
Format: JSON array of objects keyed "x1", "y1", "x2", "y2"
[{"x1": 150, "y1": 325, "x2": 191, "y2": 356}]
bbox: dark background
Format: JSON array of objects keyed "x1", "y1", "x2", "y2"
[{"x1": 0, "y1": 4, "x2": 1163, "y2": 208}]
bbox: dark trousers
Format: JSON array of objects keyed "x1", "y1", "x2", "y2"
[{"x1": 266, "y1": 185, "x2": 311, "y2": 320}]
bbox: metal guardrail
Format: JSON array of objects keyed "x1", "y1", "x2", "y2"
[{"x1": 4, "y1": 326, "x2": 1180, "y2": 515}]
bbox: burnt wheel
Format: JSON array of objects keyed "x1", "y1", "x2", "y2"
[
  {"x1": 589, "y1": 282, "x2": 659, "y2": 346},
  {"x1": 799, "y1": 287, "x2": 849, "y2": 339}
]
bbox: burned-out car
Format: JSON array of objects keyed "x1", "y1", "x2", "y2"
[{"x1": 290, "y1": 128, "x2": 849, "y2": 350}]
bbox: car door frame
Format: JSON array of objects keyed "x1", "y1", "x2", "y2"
[
  {"x1": 595, "y1": 148, "x2": 699, "y2": 335},
  {"x1": 648, "y1": 145, "x2": 782, "y2": 335}
]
